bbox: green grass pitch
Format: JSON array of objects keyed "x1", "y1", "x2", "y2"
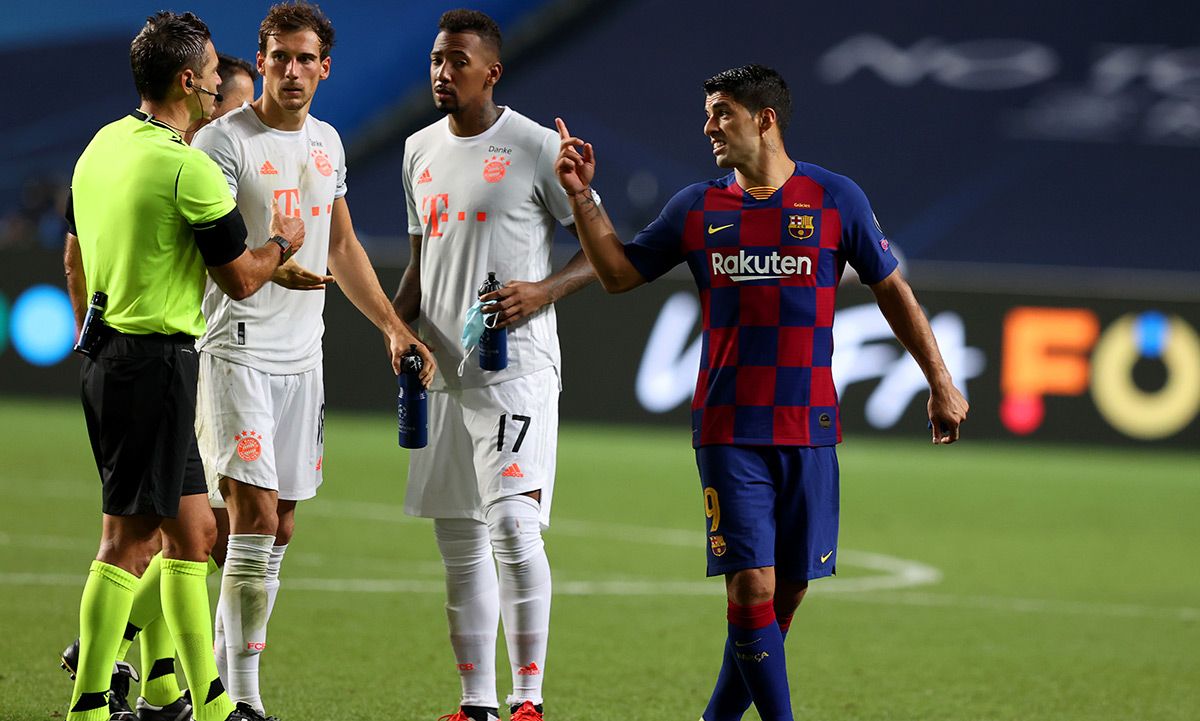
[{"x1": 1, "y1": 398, "x2": 1197, "y2": 720}]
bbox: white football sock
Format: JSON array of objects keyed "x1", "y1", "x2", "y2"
[
  {"x1": 265, "y1": 544, "x2": 286, "y2": 619},
  {"x1": 434, "y1": 518, "x2": 500, "y2": 709},
  {"x1": 486, "y1": 495, "x2": 551, "y2": 707},
  {"x1": 242, "y1": 544, "x2": 286, "y2": 704},
  {"x1": 220, "y1": 533, "x2": 274, "y2": 713},
  {"x1": 213, "y1": 594, "x2": 228, "y2": 684}
]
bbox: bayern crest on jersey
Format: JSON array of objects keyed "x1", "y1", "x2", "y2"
[
  {"x1": 311, "y1": 149, "x2": 334, "y2": 177},
  {"x1": 483, "y1": 155, "x2": 511, "y2": 183},
  {"x1": 788, "y1": 214, "x2": 815, "y2": 240}
]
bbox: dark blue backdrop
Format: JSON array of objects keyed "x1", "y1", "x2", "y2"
[
  {"x1": 352, "y1": 0, "x2": 1200, "y2": 272},
  {"x1": 4, "y1": 0, "x2": 1199, "y2": 274}
]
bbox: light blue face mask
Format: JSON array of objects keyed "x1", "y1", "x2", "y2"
[{"x1": 459, "y1": 299, "x2": 500, "y2": 375}]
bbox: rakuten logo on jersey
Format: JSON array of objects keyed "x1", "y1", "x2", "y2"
[{"x1": 710, "y1": 250, "x2": 813, "y2": 282}]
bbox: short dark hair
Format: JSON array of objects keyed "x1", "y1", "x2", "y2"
[
  {"x1": 703, "y1": 64, "x2": 792, "y2": 134},
  {"x1": 259, "y1": 1, "x2": 335, "y2": 59},
  {"x1": 217, "y1": 54, "x2": 259, "y2": 84},
  {"x1": 129, "y1": 11, "x2": 211, "y2": 102},
  {"x1": 438, "y1": 9, "x2": 503, "y2": 57}
]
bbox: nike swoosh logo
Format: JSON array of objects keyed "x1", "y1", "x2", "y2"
[
  {"x1": 734, "y1": 638, "x2": 760, "y2": 647},
  {"x1": 707, "y1": 223, "x2": 734, "y2": 234},
  {"x1": 820, "y1": 550, "x2": 834, "y2": 563}
]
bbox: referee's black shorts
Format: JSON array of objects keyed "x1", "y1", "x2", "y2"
[{"x1": 80, "y1": 331, "x2": 208, "y2": 517}]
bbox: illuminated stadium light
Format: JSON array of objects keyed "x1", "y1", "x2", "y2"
[{"x1": 11, "y1": 285, "x2": 75, "y2": 366}]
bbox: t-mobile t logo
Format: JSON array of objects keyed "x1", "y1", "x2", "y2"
[{"x1": 422, "y1": 193, "x2": 449, "y2": 238}]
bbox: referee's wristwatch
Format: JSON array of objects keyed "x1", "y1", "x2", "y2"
[{"x1": 267, "y1": 234, "x2": 295, "y2": 262}]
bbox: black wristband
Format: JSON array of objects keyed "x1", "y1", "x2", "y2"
[{"x1": 266, "y1": 234, "x2": 294, "y2": 262}]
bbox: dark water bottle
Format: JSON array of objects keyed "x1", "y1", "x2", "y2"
[
  {"x1": 73, "y1": 291, "x2": 108, "y2": 358},
  {"x1": 478, "y1": 272, "x2": 508, "y2": 371},
  {"x1": 397, "y1": 344, "x2": 427, "y2": 449}
]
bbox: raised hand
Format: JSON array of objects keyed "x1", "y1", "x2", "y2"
[
  {"x1": 269, "y1": 204, "x2": 306, "y2": 258},
  {"x1": 554, "y1": 117, "x2": 595, "y2": 194}
]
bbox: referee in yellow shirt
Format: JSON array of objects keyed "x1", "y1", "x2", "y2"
[{"x1": 62, "y1": 12, "x2": 304, "y2": 721}]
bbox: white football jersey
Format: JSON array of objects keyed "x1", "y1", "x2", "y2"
[
  {"x1": 403, "y1": 107, "x2": 574, "y2": 391},
  {"x1": 192, "y1": 103, "x2": 347, "y2": 374}
]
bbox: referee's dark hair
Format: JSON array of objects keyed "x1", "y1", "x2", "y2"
[
  {"x1": 703, "y1": 64, "x2": 792, "y2": 134},
  {"x1": 130, "y1": 11, "x2": 212, "y2": 102},
  {"x1": 217, "y1": 53, "x2": 259, "y2": 85},
  {"x1": 439, "y1": 9, "x2": 503, "y2": 58}
]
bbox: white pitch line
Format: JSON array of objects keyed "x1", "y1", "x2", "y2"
[
  {"x1": 0, "y1": 569, "x2": 938, "y2": 598},
  {"x1": 5, "y1": 571, "x2": 1196, "y2": 622},
  {"x1": 300, "y1": 507, "x2": 941, "y2": 590},
  {"x1": 8, "y1": 507, "x2": 1195, "y2": 623},
  {"x1": 260, "y1": 501, "x2": 944, "y2": 591},
  {"x1": 0, "y1": 522, "x2": 940, "y2": 594}
]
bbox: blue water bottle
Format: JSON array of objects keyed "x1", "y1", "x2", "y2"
[
  {"x1": 478, "y1": 272, "x2": 508, "y2": 371},
  {"x1": 397, "y1": 344, "x2": 427, "y2": 449}
]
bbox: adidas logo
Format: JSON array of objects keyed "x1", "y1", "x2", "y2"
[
  {"x1": 259, "y1": 161, "x2": 278, "y2": 175},
  {"x1": 501, "y1": 463, "x2": 524, "y2": 478},
  {"x1": 417, "y1": 167, "x2": 432, "y2": 184},
  {"x1": 517, "y1": 662, "x2": 540, "y2": 676}
]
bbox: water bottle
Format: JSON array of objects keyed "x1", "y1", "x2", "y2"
[
  {"x1": 478, "y1": 272, "x2": 508, "y2": 371},
  {"x1": 73, "y1": 291, "x2": 108, "y2": 358},
  {"x1": 397, "y1": 344, "x2": 427, "y2": 449}
]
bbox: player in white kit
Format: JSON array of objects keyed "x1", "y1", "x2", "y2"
[
  {"x1": 192, "y1": 3, "x2": 434, "y2": 716},
  {"x1": 393, "y1": 10, "x2": 594, "y2": 721}
]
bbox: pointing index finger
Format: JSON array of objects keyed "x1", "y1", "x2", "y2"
[{"x1": 556, "y1": 117, "x2": 570, "y2": 140}]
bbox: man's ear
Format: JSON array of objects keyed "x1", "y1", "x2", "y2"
[
  {"x1": 486, "y1": 61, "x2": 504, "y2": 87},
  {"x1": 758, "y1": 107, "x2": 778, "y2": 135}
]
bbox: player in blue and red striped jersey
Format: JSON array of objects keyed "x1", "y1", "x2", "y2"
[{"x1": 554, "y1": 64, "x2": 969, "y2": 720}]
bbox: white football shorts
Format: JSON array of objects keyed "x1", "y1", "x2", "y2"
[
  {"x1": 405, "y1": 366, "x2": 560, "y2": 528},
  {"x1": 195, "y1": 352, "x2": 325, "y2": 507}
]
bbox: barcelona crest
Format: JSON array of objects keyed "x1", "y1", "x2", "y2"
[
  {"x1": 710, "y1": 534, "x2": 727, "y2": 557},
  {"x1": 788, "y1": 214, "x2": 815, "y2": 240}
]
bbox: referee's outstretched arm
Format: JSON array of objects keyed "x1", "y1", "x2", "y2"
[{"x1": 204, "y1": 204, "x2": 305, "y2": 301}]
